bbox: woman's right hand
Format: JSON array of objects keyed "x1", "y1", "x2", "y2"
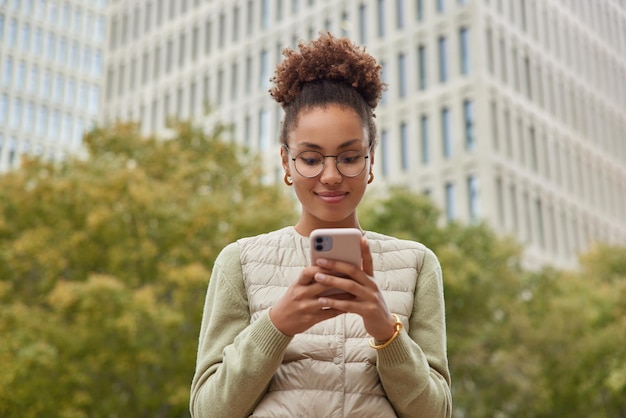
[{"x1": 269, "y1": 266, "x2": 345, "y2": 336}]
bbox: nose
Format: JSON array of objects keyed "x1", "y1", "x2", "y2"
[{"x1": 319, "y1": 157, "x2": 342, "y2": 184}]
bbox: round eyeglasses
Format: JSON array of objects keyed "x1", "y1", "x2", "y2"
[{"x1": 288, "y1": 148, "x2": 370, "y2": 178}]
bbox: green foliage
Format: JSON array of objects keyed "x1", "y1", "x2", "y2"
[
  {"x1": 2, "y1": 131, "x2": 624, "y2": 417},
  {"x1": 360, "y1": 187, "x2": 626, "y2": 418},
  {"x1": 0, "y1": 122, "x2": 297, "y2": 417}
]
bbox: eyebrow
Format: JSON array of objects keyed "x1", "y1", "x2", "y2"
[{"x1": 296, "y1": 139, "x2": 363, "y2": 150}]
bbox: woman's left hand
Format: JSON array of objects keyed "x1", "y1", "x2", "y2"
[{"x1": 313, "y1": 238, "x2": 397, "y2": 341}]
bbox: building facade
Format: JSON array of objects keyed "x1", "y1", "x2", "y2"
[
  {"x1": 91, "y1": 0, "x2": 626, "y2": 268},
  {"x1": 0, "y1": 0, "x2": 108, "y2": 171}
]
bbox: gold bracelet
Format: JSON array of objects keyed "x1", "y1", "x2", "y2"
[{"x1": 368, "y1": 314, "x2": 403, "y2": 350}]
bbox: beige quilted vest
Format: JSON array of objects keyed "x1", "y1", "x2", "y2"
[{"x1": 239, "y1": 227, "x2": 425, "y2": 418}]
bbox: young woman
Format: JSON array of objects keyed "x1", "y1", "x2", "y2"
[{"x1": 190, "y1": 33, "x2": 451, "y2": 418}]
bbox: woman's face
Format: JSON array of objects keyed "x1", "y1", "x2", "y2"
[{"x1": 281, "y1": 104, "x2": 374, "y2": 235}]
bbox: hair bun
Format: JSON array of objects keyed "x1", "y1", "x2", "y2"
[{"x1": 270, "y1": 32, "x2": 384, "y2": 109}]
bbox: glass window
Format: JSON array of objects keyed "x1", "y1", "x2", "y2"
[
  {"x1": 71, "y1": 41, "x2": 79, "y2": 67},
  {"x1": 380, "y1": 129, "x2": 389, "y2": 176},
  {"x1": 25, "y1": 102, "x2": 35, "y2": 132},
  {"x1": 460, "y1": 27, "x2": 470, "y2": 75},
  {"x1": 116, "y1": 63, "x2": 125, "y2": 96},
  {"x1": 16, "y1": 61, "x2": 26, "y2": 89},
  {"x1": 0, "y1": 95, "x2": 8, "y2": 126},
  {"x1": 259, "y1": 108, "x2": 270, "y2": 150},
  {"x1": 28, "y1": 65, "x2": 39, "y2": 94},
  {"x1": 62, "y1": 113, "x2": 72, "y2": 142},
  {"x1": 0, "y1": 14, "x2": 5, "y2": 43},
  {"x1": 463, "y1": 99, "x2": 474, "y2": 150},
  {"x1": 420, "y1": 115, "x2": 429, "y2": 164},
  {"x1": 416, "y1": 0, "x2": 424, "y2": 21},
  {"x1": 46, "y1": 32, "x2": 56, "y2": 60},
  {"x1": 218, "y1": 12, "x2": 225, "y2": 48},
  {"x1": 50, "y1": 110, "x2": 61, "y2": 139},
  {"x1": 65, "y1": 77, "x2": 75, "y2": 105},
  {"x1": 9, "y1": 19, "x2": 17, "y2": 47},
  {"x1": 96, "y1": 15, "x2": 105, "y2": 42},
  {"x1": 34, "y1": 28, "x2": 43, "y2": 55},
  {"x1": 445, "y1": 182, "x2": 456, "y2": 221},
  {"x1": 358, "y1": 4, "x2": 367, "y2": 44},
  {"x1": 166, "y1": 39, "x2": 173, "y2": 73},
  {"x1": 73, "y1": 7, "x2": 82, "y2": 34},
  {"x1": 178, "y1": 33, "x2": 186, "y2": 67},
  {"x1": 246, "y1": 0, "x2": 253, "y2": 35},
  {"x1": 62, "y1": 3, "x2": 71, "y2": 27},
  {"x1": 83, "y1": 47, "x2": 92, "y2": 74},
  {"x1": 89, "y1": 85, "x2": 100, "y2": 115},
  {"x1": 54, "y1": 74, "x2": 64, "y2": 102},
  {"x1": 418, "y1": 45, "x2": 426, "y2": 90},
  {"x1": 79, "y1": 81, "x2": 89, "y2": 108},
  {"x1": 93, "y1": 50, "x2": 103, "y2": 76},
  {"x1": 377, "y1": 0, "x2": 385, "y2": 37},
  {"x1": 156, "y1": 0, "x2": 163, "y2": 25},
  {"x1": 276, "y1": 0, "x2": 283, "y2": 21},
  {"x1": 58, "y1": 37, "x2": 67, "y2": 65},
  {"x1": 11, "y1": 98, "x2": 22, "y2": 129},
  {"x1": 400, "y1": 121, "x2": 409, "y2": 170},
  {"x1": 49, "y1": 1, "x2": 58, "y2": 24},
  {"x1": 261, "y1": 0, "x2": 269, "y2": 30},
  {"x1": 37, "y1": 105, "x2": 48, "y2": 136},
  {"x1": 260, "y1": 49, "x2": 269, "y2": 89},
  {"x1": 73, "y1": 118, "x2": 84, "y2": 146},
  {"x1": 21, "y1": 24, "x2": 31, "y2": 51},
  {"x1": 153, "y1": 45, "x2": 160, "y2": 79},
  {"x1": 42, "y1": 70, "x2": 52, "y2": 96},
  {"x1": 467, "y1": 175, "x2": 479, "y2": 223},
  {"x1": 2, "y1": 57, "x2": 12, "y2": 86},
  {"x1": 398, "y1": 52, "x2": 407, "y2": 97},
  {"x1": 442, "y1": 106, "x2": 451, "y2": 157},
  {"x1": 396, "y1": 0, "x2": 404, "y2": 29},
  {"x1": 438, "y1": 36, "x2": 447, "y2": 82},
  {"x1": 437, "y1": 0, "x2": 445, "y2": 13},
  {"x1": 145, "y1": 2, "x2": 152, "y2": 33},
  {"x1": 141, "y1": 51, "x2": 149, "y2": 84}
]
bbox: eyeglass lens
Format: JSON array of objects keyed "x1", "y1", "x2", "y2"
[{"x1": 293, "y1": 150, "x2": 368, "y2": 178}]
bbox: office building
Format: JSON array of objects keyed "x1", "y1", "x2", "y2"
[
  {"x1": 0, "y1": 0, "x2": 108, "y2": 171},
  {"x1": 91, "y1": 0, "x2": 626, "y2": 267}
]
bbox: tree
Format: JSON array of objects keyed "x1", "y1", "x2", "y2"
[
  {"x1": 0, "y1": 121, "x2": 297, "y2": 417},
  {"x1": 359, "y1": 187, "x2": 626, "y2": 417}
]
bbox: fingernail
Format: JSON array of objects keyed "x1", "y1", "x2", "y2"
[
  {"x1": 315, "y1": 273, "x2": 326, "y2": 281},
  {"x1": 317, "y1": 258, "x2": 328, "y2": 266}
]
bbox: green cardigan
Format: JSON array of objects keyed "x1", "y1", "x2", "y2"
[{"x1": 190, "y1": 230, "x2": 451, "y2": 417}]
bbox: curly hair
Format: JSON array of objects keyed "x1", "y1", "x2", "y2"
[{"x1": 269, "y1": 32, "x2": 384, "y2": 148}]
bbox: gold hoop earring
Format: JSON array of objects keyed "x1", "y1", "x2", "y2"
[
  {"x1": 284, "y1": 173, "x2": 293, "y2": 186},
  {"x1": 368, "y1": 171, "x2": 374, "y2": 184}
]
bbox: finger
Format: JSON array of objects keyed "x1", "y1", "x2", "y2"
[
  {"x1": 313, "y1": 272, "x2": 366, "y2": 298},
  {"x1": 360, "y1": 237, "x2": 374, "y2": 276},
  {"x1": 295, "y1": 266, "x2": 323, "y2": 285}
]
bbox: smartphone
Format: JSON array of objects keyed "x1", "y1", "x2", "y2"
[{"x1": 310, "y1": 228, "x2": 362, "y2": 296}]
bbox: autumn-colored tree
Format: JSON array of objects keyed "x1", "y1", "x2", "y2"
[{"x1": 0, "y1": 121, "x2": 297, "y2": 417}]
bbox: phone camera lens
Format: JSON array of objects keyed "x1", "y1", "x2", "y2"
[
  {"x1": 315, "y1": 244, "x2": 324, "y2": 251},
  {"x1": 315, "y1": 237, "x2": 323, "y2": 243}
]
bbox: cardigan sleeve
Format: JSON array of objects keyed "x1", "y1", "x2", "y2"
[
  {"x1": 189, "y1": 243, "x2": 293, "y2": 418},
  {"x1": 376, "y1": 247, "x2": 452, "y2": 418}
]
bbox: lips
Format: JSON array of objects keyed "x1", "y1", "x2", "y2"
[{"x1": 316, "y1": 191, "x2": 347, "y2": 204}]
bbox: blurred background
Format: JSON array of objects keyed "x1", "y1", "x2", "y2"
[{"x1": 1, "y1": 0, "x2": 625, "y2": 417}]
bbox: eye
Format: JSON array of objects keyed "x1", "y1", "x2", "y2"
[
  {"x1": 297, "y1": 152, "x2": 323, "y2": 166},
  {"x1": 338, "y1": 151, "x2": 363, "y2": 164}
]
